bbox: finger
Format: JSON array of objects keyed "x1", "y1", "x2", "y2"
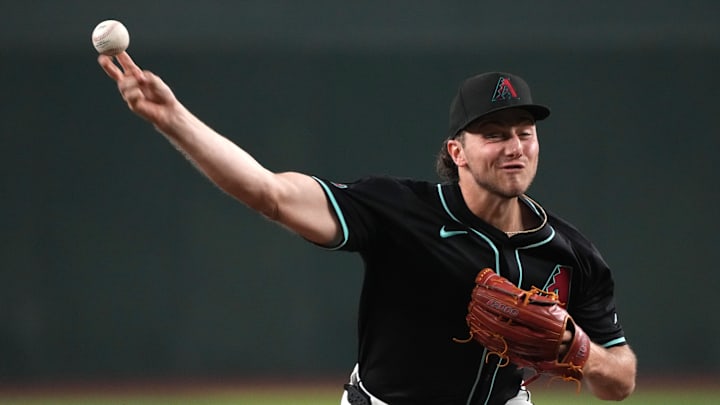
[
  {"x1": 115, "y1": 51, "x2": 145, "y2": 78},
  {"x1": 122, "y1": 86, "x2": 146, "y2": 105},
  {"x1": 117, "y1": 75, "x2": 141, "y2": 94},
  {"x1": 98, "y1": 54, "x2": 124, "y2": 81}
]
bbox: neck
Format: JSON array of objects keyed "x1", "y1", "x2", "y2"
[{"x1": 458, "y1": 182, "x2": 535, "y2": 235}]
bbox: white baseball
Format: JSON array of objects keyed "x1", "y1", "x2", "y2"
[{"x1": 91, "y1": 20, "x2": 130, "y2": 55}]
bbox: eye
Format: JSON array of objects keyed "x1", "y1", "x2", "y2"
[
  {"x1": 484, "y1": 132, "x2": 504, "y2": 140},
  {"x1": 518, "y1": 130, "x2": 535, "y2": 138}
]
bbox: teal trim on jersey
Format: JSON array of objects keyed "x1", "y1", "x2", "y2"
[
  {"x1": 436, "y1": 184, "x2": 501, "y2": 272},
  {"x1": 518, "y1": 227, "x2": 555, "y2": 250},
  {"x1": 464, "y1": 348, "x2": 487, "y2": 405},
  {"x1": 514, "y1": 227, "x2": 556, "y2": 287},
  {"x1": 468, "y1": 229, "x2": 501, "y2": 273},
  {"x1": 514, "y1": 250, "x2": 524, "y2": 287},
  {"x1": 482, "y1": 364, "x2": 503, "y2": 405},
  {"x1": 602, "y1": 337, "x2": 627, "y2": 348},
  {"x1": 463, "y1": 348, "x2": 502, "y2": 405},
  {"x1": 437, "y1": 184, "x2": 463, "y2": 223},
  {"x1": 312, "y1": 177, "x2": 349, "y2": 250}
]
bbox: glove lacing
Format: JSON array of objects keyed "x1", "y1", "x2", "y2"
[{"x1": 453, "y1": 331, "x2": 511, "y2": 367}]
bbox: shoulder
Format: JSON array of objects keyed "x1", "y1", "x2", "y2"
[
  {"x1": 523, "y1": 195, "x2": 599, "y2": 255},
  {"x1": 546, "y1": 211, "x2": 591, "y2": 244},
  {"x1": 318, "y1": 175, "x2": 438, "y2": 197},
  {"x1": 355, "y1": 175, "x2": 436, "y2": 190},
  {"x1": 544, "y1": 208, "x2": 609, "y2": 268}
]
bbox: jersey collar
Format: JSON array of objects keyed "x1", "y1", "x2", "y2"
[{"x1": 439, "y1": 183, "x2": 552, "y2": 245}]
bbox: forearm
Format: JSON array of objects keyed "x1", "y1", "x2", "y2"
[
  {"x1": 583, "y1": 343, "x2": 637, "y2": 400},
  {"x1": 154, "y1": 103, "x2": 341, "y2": 244}
]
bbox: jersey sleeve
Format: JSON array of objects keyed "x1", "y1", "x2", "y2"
[
  {"x1": 311, "y1": 176, "x2": 409, "y2": 252},
  {"x1": 570, "y1": 241, "x2": 628, "y2": 348}
]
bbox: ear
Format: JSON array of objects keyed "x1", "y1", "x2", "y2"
[{"x1": 447, "y1": 138, "x2": 466, "y2": 167}]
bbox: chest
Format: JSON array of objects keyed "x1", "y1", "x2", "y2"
[{"x1": 387, "y1": 220, "x2": 578, "y2": 308}]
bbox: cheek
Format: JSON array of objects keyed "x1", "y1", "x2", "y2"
[
  {"x1": 525, "y1": 141, "x2": 540, "y2": 159},
  {"x1": 527, "y1": 144, "x2": 540, "y2": 173},
  {"x1": 463, "y1": 148, "x2": 493, "y2": 167}
]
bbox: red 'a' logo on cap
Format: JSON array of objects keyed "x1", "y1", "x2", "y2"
[{"x1": 491, "y1": 77, "x2": 518, "y2": 102}]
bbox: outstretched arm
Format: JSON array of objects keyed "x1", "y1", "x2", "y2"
[
  {"x1": 584, "y1": 343, "x2": 637, "y2": 400},
  {"x1": 98, "y1": 52, "x2": 341, "y2": 246}
]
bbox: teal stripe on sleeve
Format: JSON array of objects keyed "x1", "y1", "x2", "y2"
[
  {"x1": 602, "y1": 337, "x2": 627, "y2": 348},
  {"x1": 312, "y1": 177, "x2": 349, "y2": 250}
]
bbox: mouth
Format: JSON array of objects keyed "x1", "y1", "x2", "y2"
[{"x1": 500, "y1": 162, "x2": 525, "y2": 171}]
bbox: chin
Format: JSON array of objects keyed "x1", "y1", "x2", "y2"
[
  {"x1": 503, "y1": 185, "x2": 530, "y2": 198},
  {"x1": 493, "y1": 188, "x2": 526, "y2": 199}
]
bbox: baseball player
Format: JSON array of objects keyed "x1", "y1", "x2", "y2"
[{"x1": 98, "y1": 52, "x2": 637, "y2": 405}]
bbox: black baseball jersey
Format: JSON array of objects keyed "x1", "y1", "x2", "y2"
[{"x1": 313, "y1": 175, "x2": 627, "y2": 405}]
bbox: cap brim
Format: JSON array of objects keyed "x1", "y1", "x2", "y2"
[
  {"x1": 519, "y1": 104, "x2": 551, "y2": 121},
  {"x1": 471, "y1": 104, "x2": 550, "y2": 124},
  {"x1": 450, "y1": 104, "x2": 550, "y2": 138}
]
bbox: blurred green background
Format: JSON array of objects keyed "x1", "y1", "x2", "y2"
[
  {"x1": 1, "y1": 0, "x2": 719, "y2": 394},
  {"x1": 0, "y1": 383, "x2": 716, "y2": 405}
]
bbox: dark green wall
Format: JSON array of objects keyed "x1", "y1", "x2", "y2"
[{"x1": 2, "y1": 1, "x2": 719, "y2": 381}]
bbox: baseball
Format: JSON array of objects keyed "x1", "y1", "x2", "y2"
[{"x1": 91, "y1": 20, "x2": 130, "y2": 55}]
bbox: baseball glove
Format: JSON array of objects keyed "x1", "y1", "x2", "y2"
[{"x1": 455, "y1": 268, "x2": 591, "y2": 385}]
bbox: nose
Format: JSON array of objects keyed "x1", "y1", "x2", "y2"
[{"x1": 505, "y1": 135, "x2": 523, "y2": 157}]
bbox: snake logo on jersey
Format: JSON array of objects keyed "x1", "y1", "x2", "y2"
[
  {"x1": 491, "y1": 77, "x2": 519, "y2": 102},
  {"x1": 543, "y1": 265, "x2": 572, "y2": 308}
]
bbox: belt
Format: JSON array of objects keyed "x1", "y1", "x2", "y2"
[{"x1": 342, "y1": 364, "x2": 390, "y2": 405}]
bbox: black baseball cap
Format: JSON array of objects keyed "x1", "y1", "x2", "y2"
[{"x1": 447, "y1": 72, "x2": 550, "y2": 138}]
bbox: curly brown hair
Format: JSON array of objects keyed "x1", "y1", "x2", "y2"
[{"x1": 435, "y1": 133, "x2": 463, "y2": 182}]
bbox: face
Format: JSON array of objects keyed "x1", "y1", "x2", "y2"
[{"x1": 448, "y1": 108, "x2": 539, "y2": 199}]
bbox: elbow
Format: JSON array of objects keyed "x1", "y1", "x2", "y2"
[
  {"x1": 616, "y1": 373, "x2": 637, "y2": 401},
  {"x1": 254, "y1": 198, "x2": 281, "y2": 222},
  {"x1": 590, "y1": 368, "x2": 636, "y2": 401},
  {"x1": 596, "y1": 379, "x2": 635, "y2": 401},
  {"x1": 619, "y1": 380, "x2": 637, "y2": 401},
  {"x1": 228, "y1": 181, "x2": 281, "y2": 221},
  {"x1": 585, "y1": 345, "x2": 637, "y2": 401}
]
